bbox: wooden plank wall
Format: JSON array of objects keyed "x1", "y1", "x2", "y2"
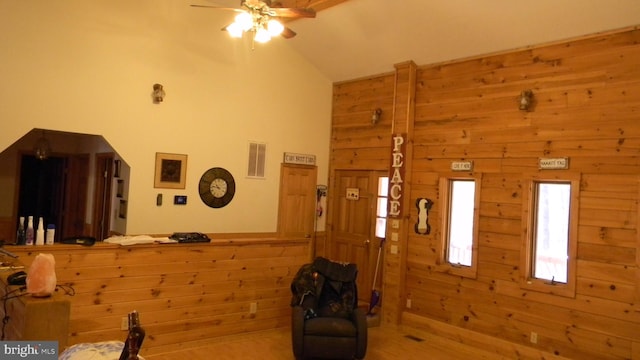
[
  {"x1": 330, "y1": 73, "x2": 395, "y2": 172},
  {"x1": 331, "y1": 26, "x2": 640, "y2": 359},
  {"x1": 7, "y1": 238, "x2": 310, "y2": 357},
  {"x1": 328, "y1": 74, "x2": 396, "y2": 275}
]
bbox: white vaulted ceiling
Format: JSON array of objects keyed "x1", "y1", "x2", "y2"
[{"x1": 205, "y1": 0, "x2": 640, "y2": 82}]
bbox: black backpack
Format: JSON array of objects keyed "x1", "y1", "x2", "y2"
[{"x1": 290, "y1": 257, "x2": 358, "y2": 319}]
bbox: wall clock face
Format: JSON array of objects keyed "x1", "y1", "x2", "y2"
[{"x1": 198, "y1": 167, "x2": 235, "y2": 208}]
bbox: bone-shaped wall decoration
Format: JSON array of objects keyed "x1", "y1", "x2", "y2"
[{"x1": 415, "y1": 198, "x2": 433, "y2": 235}]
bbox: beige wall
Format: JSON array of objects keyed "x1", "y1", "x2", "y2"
[{"x1": 0, "y1": 0, "x2": 332, "y2": 235}]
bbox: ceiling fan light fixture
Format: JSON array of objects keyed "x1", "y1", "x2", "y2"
[
  {"x1": 226, "y1": 22, "x2": 244, "y2": 38},
  {"x1": 267, "y1": 19, "x2": 284, "y2": 36},
  {"x1": 235, "y1": 12, "x2": 254, "y2": 31},
  {"x1": 254, "y1": 27, "x2": 271, "y2": 43},
  {"x1": 192, "y1": 0, "x2": 315, "y2": 45}
]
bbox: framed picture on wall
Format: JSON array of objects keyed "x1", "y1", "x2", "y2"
[{"x1": 154, "y1": 152, "x2": 188, "y2": 189}]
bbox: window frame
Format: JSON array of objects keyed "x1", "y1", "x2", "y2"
[
  {"x1": 375, "y1": 176, "x2": 389, "y2": 239},
  {"x1": 520, "y1": 173, "x2": 580, "y2": 298},
  {"x1": 438, "y1": 174, "x2": 481, "y2": 279}
]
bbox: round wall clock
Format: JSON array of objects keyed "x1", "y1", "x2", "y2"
[{"x1": 198, "y1": 167, "x2": 236, "y2": 208}]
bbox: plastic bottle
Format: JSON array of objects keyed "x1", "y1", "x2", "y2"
[
  {"x1": 25, "y1": 216, "x2": 34, "y2": 245},
  {"x1": 36, "y1": 217, "x2": 45, "y2": 245},
  {"x1": 16, "y1": 216, "x2": 26, "y2": 245},
  {"x1": 46, "y1": 224, "x2": 55, "y2": 245}
]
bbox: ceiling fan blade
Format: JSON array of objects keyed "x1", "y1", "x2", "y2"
[
  {"x1": 190, "y1": 4, "x2": 242, "y2": 12},
  {"x1": 270, "y1": 7, "x2": 316, "y2": 18},
  {"x1": 281, "y1": 27, "x2": 296, "y2": 39}
]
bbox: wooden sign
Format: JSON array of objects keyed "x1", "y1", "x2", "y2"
[
  {"x1": 388, "y1": 133, "x2": 406, "y2": 217},
  {"x1": 538, "y1": 157, "x2": 569, "y2": 170},
  {"x1": 346, "y1": 188, "x2": 359, "y2": 200},
  {"x1": 451, "y1": 161, "x2": 473, "y2": 171},
  {"x1": 283, "y1": 152, "x2": 316, "y2": 165}
]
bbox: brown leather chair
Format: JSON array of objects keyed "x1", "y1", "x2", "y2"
[{"x1": 291, "y1": 257, "x2": 368, "y2": 359}]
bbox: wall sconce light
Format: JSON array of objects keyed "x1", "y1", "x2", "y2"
[
  {"x1": 152, "y1": 83, "x2": 165, "y2": 104},
  {"x1": 519, "y1": 89, "x2": 534, "y2": 111},
  {"x1": 371, "y1": 108, "x2": 382, "y2": 125}
]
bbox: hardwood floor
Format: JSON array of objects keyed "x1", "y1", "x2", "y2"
[{"x1": 143, "y1": 325, "x2": 505, "y2": 360}]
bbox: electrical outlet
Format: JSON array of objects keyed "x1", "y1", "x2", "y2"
[
  {"x1": 530, "y1": 331, "x2": 538, "y2": 344},
  {"x1": 121, "y1": 317, "x2": 129, "y2": 331},
  {"x1": 249, "y1": 302, "x2": 258, "y2": 314}
]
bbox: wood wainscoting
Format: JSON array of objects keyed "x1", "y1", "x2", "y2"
[{"x1": 6, "y1": 237, "x2": 311, "y2": 356}]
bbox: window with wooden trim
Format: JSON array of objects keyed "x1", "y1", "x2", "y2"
[
  {"x1": 375, "y1": 177, "x2": 388, "y2": 238},
  {"x1": 521, "y1": 175, "x2": 579, "y2": 297},
  {"x1": 439, "y1": 175, "x2": 480, "y2": 278}
]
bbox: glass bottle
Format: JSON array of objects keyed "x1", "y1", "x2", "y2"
[{"x1": 119, "y1": 310, "x2": 145, "y2": 360}]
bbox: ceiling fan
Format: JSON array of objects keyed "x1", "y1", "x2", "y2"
[{"x1": 191, "y1": 0, "x2": 316, "y2": 45}]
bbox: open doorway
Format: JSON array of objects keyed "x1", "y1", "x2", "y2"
[
  {"x1": 0, "y1": 129, "x2": 130, "y2": 243},
  {"x1": 18, "y1": 153, "x2": 90, "y2": 242}
]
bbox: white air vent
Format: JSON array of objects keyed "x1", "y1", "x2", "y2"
[{"x1": 247, "y1": 142, "x2": 266, "y2": 178}]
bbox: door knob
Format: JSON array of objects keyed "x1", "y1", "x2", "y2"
[{"x1": 364, "y1": 239, "x2": 370, "y2": 245}]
